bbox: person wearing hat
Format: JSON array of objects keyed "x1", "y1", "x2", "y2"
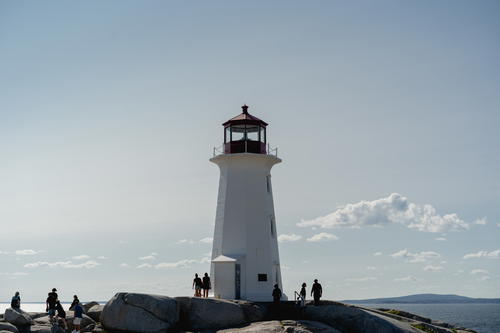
[
  {"x1": 46, "y1": 288, "x2": 59, "y2": 323},
  {"x1": 310, "y1": 279, "x2": 322, "y2": 306},
  {"x1": 11, "y1": 291, "x2": 21, "y2": 310},
  {"x1": 272, "y1": 284, "x2": 282, "y2": 304}
]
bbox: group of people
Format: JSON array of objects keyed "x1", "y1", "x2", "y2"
[
  {"x1": 192, "y1": 273, "x2": 211, "y2": 297},
  {"x1": 272, "y1": 279, "x2": 323, "y2": 306},
  {"x1": 11, "y1": 289, "x2": 84, "y2": 333}
]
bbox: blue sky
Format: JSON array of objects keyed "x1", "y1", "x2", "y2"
[{"x1": 1, "y1": 1, "x2": 499, "y2": 302}]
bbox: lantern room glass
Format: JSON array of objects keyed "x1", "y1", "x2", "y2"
[{"x1": 224, "y1": 125, "x2": 266, "y2": 144}]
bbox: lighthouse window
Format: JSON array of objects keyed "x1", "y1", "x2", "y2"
[
  {"x1": 258, "y1": 274, "x2": 268, "y2": 281},
  {"x1": 270, "y1": 216, "x2": 275, "y2": 236},
  {"x1": 266, "y1": 176, "x2": 271, "y2": 193}
]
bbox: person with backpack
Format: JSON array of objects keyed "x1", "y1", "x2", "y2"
[
  {"x1": 202, "y1": 273, "x2": 211, "y2": 298},
  {"x1": 46, "y1": 288, "x2": 58, "y2": 323},
  {"x1": 310, "y1": 279, "x2": 323, "y2": 306},
  {"x1": 192, "y1": 273, "x2": 203, "y2": 297},
  {"x1": 272, "y1": 284, "x2": 282, "y2": 304},
  {"x1": 11, "y1": 291, "x2": 21, "y2": 310},
  {"x1": 72, "y1": 299, "x2": 84, "y2": 333}
]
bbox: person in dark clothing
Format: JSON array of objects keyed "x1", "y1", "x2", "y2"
[
  {"x1": 51, "y1": 319, "x2": 66, "y2": 333},
  {"x1": 46, "y1": 288, "x2": 58, "y2": 322},
  {"x1": 310, "y1": 279, "x2": 322, "y2": 306},
  {"x1": 11, "y1": 291, "x2": 21, "y2": 309},
  {"x1": 192, "y1": 274, "x2": 203, "y2": 297},
  {"x1": 202, "y1": 273, "x2": 211, "y2": 298},
  {"x1": 300, "y1": 283, "x2": 307, "y2": 307},
  {"x1": 55, "y1": 301, "x2": 68, "y2": 329},
  {"x1": 69, "y1": 295, "x2": 79, "y2": 310},
  {"x1": 272, "y1": 284, "x2": 282, "y2": 304}
]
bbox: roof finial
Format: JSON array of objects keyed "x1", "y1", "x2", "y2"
[{"x1": 242, "y1": 104, "x2": 249, "y2": 114}]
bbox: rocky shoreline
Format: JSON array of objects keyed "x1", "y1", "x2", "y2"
[{"x1": 1, "y1": 293, "x2": 478, "y2": 333}]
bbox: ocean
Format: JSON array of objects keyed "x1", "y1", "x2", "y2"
[
  {"x1": 1, "y1": 303, "x2": 499, "y2": 333},
  {"x1": 366, "y1": 303, "x2": 500, "y2": 333}
]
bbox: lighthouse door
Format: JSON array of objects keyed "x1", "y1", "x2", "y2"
[{"x1": 235, "y1": 264, "x2": 241, "y2": 299}]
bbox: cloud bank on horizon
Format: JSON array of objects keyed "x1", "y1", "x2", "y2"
[{"x1": 297, "y1": 193, "x2": 477, "y2": 233}]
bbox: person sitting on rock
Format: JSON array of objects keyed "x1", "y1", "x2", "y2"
[
  {"x1": 11, "y1": 291, "x2": 21, "y2": 310},
  {"x1": 272, "y1": 284, "x2": 282, "y2": 304},
  {"x1": 46, "y1": 288, "x2": 58, "y2": 323},
  {"x1": 311, "y1": 279, "x2": 322, "y2": 306},
  {"x1": 69, "y1": 295, "x2": 79, "y2": 311},
  {"x1": 72, "y1": 299, "x2": 84, "y2": 333},
  {"x1": 300, "y1": 283, "x2": 307, "y2": 307},
  {"x1": 193, "y1": 273, "x2": 203, "y2": 297},
  {"x1": 51, "y1": 318, "x2": 66, "y2": 333},
  {"x1": 55, "y1": 300, "x2": 68, "y2": 329},
  {"x1": 202, "y1": 273, "x2": 211, "y2": 298}
]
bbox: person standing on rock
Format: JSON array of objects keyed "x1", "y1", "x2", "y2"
[
  {"x1": 69, "y1": 295, "x2": 79, "y2": 310},
  {"x1": 272, "y1": 284, "x2": 282, "y2": 304},
  {"x1": 11, "y1": 291, "x2": 21, "y2": 309},
  {"x1": 46, "y1": 288, "x2": 59, "y2": 323},
  {"x1": 300, "y1": 283, "x2": 307, "y2": 307},
  {"x1": 55, "y1": 300, "x2": 68, "y2": 330},
  {"x1": 193, "y1": 273, "x2": 203, "y2": 297},
  {"x1": 72, "y1": 299, "x2": 84, "y2": 333},
  {"x1": 311, "y1": 279, "x2": 322, "y2": 306},
  {"x1": 202, "y1": 273, "x2": 211, "y2": 298}
]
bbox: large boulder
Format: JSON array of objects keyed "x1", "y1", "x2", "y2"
[
  {"x1": 175, "y1": 297, "x2": 251, "y2": 331},
  {"x1": 4, "y1": 308, "x2": 34, "y2": 326},
  {"x1": 303, "y1": 303, "x2": 421, "y2": 333},
  {"x1": 27, "y1": 313, "x2": 47, "y2": 320},
  {"x1": 28, "y1": 326, "x2": 52, "y2": 333},
  {"x1": 86, "y1": 304, "x2": 104, "y2": 322},
  {"x1": 216, "y1": 320, "x2": 342, "y2": 333},
  {"x1": 0, "y1": 322, "x2": 19, "y2": 333},
  {"x1": 82, "y1": 302, "x2": 99, "y2": 313},
  {"x1": 101, "y1": 293, "x2": 178, "y2": 333}
]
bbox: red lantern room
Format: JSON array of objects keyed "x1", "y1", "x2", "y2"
[{"x1": 222, "y1": 105, "x2": 268, "y2": 154}]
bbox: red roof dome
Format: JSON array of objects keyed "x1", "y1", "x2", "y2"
[{"x1": 222, "y1": 105, "x2": 268, "y2": 127}]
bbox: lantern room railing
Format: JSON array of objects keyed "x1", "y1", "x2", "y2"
[{"x1": 213, "y1": 143, "x2": 278, "y2": 158}]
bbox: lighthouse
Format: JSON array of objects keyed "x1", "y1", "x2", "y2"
[{"x1": 210, "y1": 105, "x2": 284, "y2": 301}]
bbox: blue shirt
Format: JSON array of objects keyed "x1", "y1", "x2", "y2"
[{"x1": 74, "y1": 304, "x2": 83, "y2": 318}]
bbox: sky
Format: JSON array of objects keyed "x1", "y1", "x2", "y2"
[{"x1": 1, "y1": 1, "x2": 499, "y2": 302}]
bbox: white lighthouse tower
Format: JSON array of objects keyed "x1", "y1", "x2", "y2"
[{"x1": 210, "y1": 105, "x2": 283, "y2": 302}]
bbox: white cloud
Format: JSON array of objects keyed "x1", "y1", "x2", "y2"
[
  {"x1": 478, "y1": 276, "x2": 491, "y2": 282},
  {"x1": 72, "y1": 254, "x2": 90, "y2": 260},
  {"x1": 137, "y1": 263, "x2": 153, "y2": 269},
  {"x1": 373, "y1": 252, "x2": 383, "y2": 256},
  {"x1": 24, "y1": 260, "x2": 100, "y2": 269},
  {"x1": 278, "y1": 234, "x2": 302, "y2": 243},
  {"x1": 0, "y1": 272, "x2": 29, "y2": 276},
  {"x1": 97, "y1": 256, "x2": 108, "y2": 260},
  {"x1": 393, "y1": 276, "x2": 418, "y2": 282},
  {"x1": 306, "y1": 232, "x2": 338, "y2": 242},
  {"x1": 199, "y1": 237, "x2": 213, "y2": 243},
  {"x1": 297, "y1": 193, "x2": 470, "y2": 233},
  {"x1": 435, "y1": 237, "x2": 447, "y2": 241},
  {"x1": 366, "y1": 266, "x2": 377, "y2": 271},
  {"x1": 390, "y1": 249, "x2": 441, "y2": 263},
  {"x1": 470, "y1": 269, "x2": 489, "y2": 275},
  {"x1": 139, "y1": 253, "x2": 157, "y2": 261},
  {"x1": 423, "y1": 265, "x2": 444, "y2": 272},
  {"x1": 463, "y1": 250, "x2": 500, "y2": 259},
  {"x1": 345, "y1": 276, "x2": 377, "y2": 282},
  {"x1": 176, "y1": 239, "x2": 195, "y2": 244},
  {"x1": 473, "y1": 217, "x2": 487, "y2": 225},
  {"x1": 120, "y1": 263, "x2": 131, "y2": 268},
  {"x1": 15, "y1": 249, "x2": 39, "y2": 255},
  {"x1": 155, "y1": 259, "x2": 198, "y2": 269}
]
